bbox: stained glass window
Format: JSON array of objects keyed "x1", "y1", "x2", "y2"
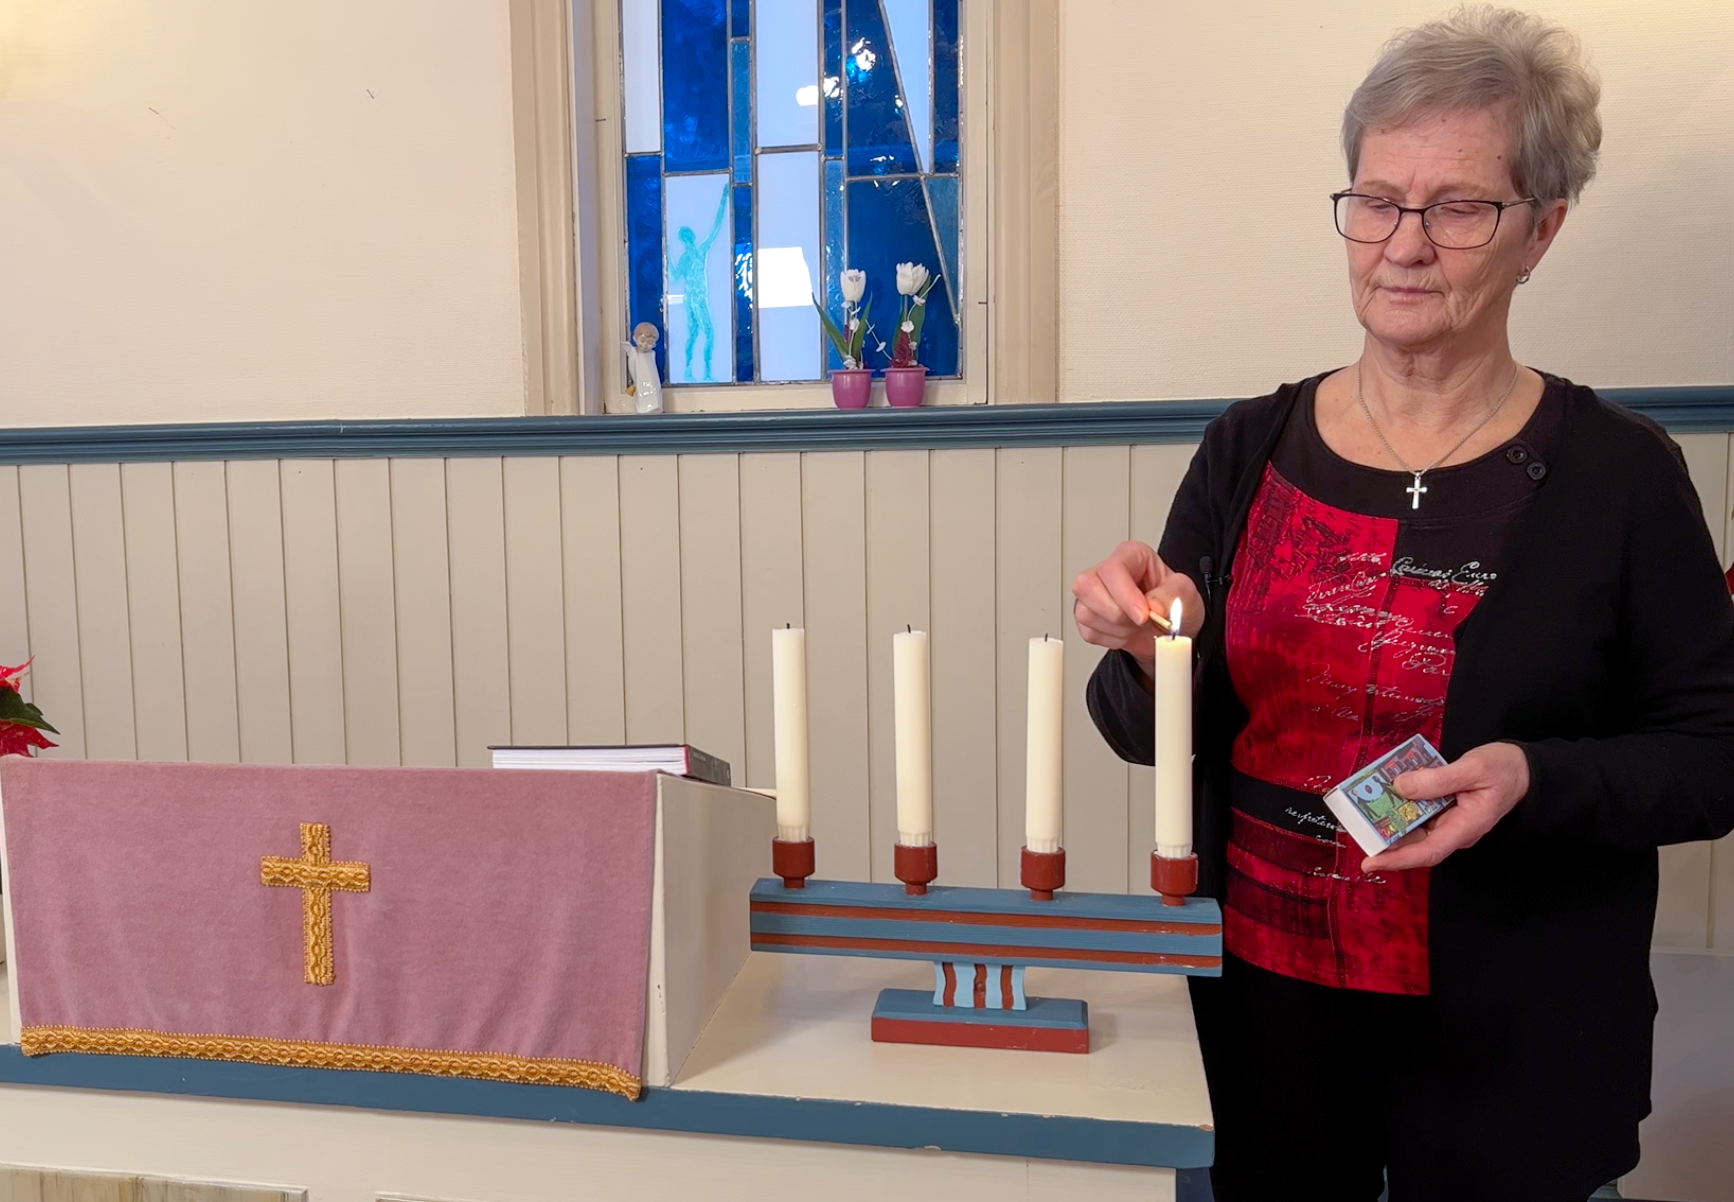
[{"x1": 621, "y1": 0, "x2": 963, "y2": 386}]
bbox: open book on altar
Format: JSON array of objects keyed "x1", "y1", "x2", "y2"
[{"x1": 0, "y1": 758, "x2": 771, "y2": 1100}]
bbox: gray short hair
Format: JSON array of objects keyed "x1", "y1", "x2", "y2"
[{"x1": 1343, "y1": 6, "x2": 1602, "y2": 205}]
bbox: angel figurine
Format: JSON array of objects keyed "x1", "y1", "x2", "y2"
[{"x1": 624, "y1": 322, "x2": 663, "y2": 414}]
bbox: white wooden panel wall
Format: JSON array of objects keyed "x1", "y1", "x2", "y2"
[{"x1": 0, "y1": 444, "x2": 1730, "y2": 943}]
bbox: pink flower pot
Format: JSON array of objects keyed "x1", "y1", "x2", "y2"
[
  {"x1": 830, "y1": 368, "x2": 871, "y2": 409},
  {"x1": 884, "y1": 365, "x2": 928, "y2": 407}
]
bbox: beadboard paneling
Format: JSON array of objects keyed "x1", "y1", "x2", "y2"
[{"x1": 0, "y1": 435, "x2": 1725, "y2": 942}]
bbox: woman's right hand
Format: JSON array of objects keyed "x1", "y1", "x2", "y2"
[{"x1": 1071, "y1": 541, "x2": 1206, "y2": 675}]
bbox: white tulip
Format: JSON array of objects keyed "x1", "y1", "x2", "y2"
[
  {"x1": 895, "y1": 262, "x2": 930, "y2": 296},
  {"x1": 840, "y1": 269, "x2": 866, "y2": 303}
]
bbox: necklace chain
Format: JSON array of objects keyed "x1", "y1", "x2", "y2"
[{"x1": 1355, "y1": 363, "x2": 1521, "y2": 509}]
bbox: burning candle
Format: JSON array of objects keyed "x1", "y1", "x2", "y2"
[
  {"x1": 893, "y1": 628, "x2": 933, "y2": 846},
  {"x1": 1153, "y1": 598, "x2": 1193, "y2": 858},
  {"x1": 1025, "y1": 635, "x2": 1064, "y2": 853},
  {"x1": 771, "y1": 626, "x2": 810, "y2": 840}
]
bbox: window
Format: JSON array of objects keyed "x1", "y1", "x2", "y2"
[{"x1": 619, "y1": 0, "x2": 964, "y2": 388}]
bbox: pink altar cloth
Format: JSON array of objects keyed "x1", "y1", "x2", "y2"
[{"x1": 0, "y1": 757, "x2": 659, "y2": 1099}]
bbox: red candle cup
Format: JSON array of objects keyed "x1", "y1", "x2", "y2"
[
  {"x1": 1020, "y1": 846, "x2": 1067, "y2": 901},
  {"x1": 1150, "y1": 851, "x2": 1199, "y2": 907},
  {"x1": 771, "y1": 837, "x2": 816, "y2": 890},
  {"x1": 893, "y1": 842, "x2": 939, "y2": 895}
]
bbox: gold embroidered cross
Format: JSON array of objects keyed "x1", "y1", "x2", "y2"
[{"x1": 261, "y1": 823, "x2": 371, "y2": 986}]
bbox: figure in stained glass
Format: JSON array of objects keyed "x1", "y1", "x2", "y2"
[{"x1": 669, "y1": 183, "x2": 733, "y2": 383}]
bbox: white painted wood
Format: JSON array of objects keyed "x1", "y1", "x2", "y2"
[
  {"x1": 560, "y1": 456, "x2": 626, "y2": 745},
  {"x1": 1126, "y1": 444, "x2": 1196, "y2": 893},
  {"x1": 0, "y1": 471, "x2": 29, "y2": 700},
  {"x1": 389, "y1": 460, "x2": 457, "y2": 768},
  {"x1": 993, "y1": 448, "x2": 1063, "y2": 886},
  {"x1": 616, "y1": 456, "x2": 685, "y2": 745},
  {"x1": 674, "y1": 953, "x2": 1211, "y2": 1132},
  {"x1": 675, "y1": 455, "x2": 746, "y2": 780},
  {"x1": 172, "y1": 463, "x2": 239, "y2": 763},
  {"x1": 643, "y1": 776, "x2": 774, "y2": 1087},
  {"x1": 68, "y1": 465, "x2": 137, "y2": 761},
  {"x1": 224, "y1": 460, "x2": 293, "y2": 765},
  {"x1": 279, "y1": 462, "x2": 346, "y2": 764},
  {"x1": 1628, "y1": 950, "x2": 1734, "y2": 1202},
  {"x1": 119, "y1": 464, "x2": 188, "y2": 761},
  {"x1": 864, "y1": 451, "x2": 930, "y2": 883},
  {"x1": 800, "y1": 453, "x2": 870, "y2": 883},
  {"x1": 0, "y1": 1079, "x2": 1173, "y2": 1202},
  {"x1": 1677, "y1": 431, "x2": 1729, "y2": 564},
  {"x1": 445, "y1": 459, "x2": 512, "y2": 767},
  {"x1": 1657, "y1": 843, "x2": 1714, "y2": 949},
  {"x1": 17, "y1": 467, "x2": 84, "y2": 759},
  {"x1": 929, "y1": 449, "x2": 1000, "y2": 888},
  {"x1": 1059, "y1": 447, "x2": 1131, "y2": 894},
  {"x1": 737, "y1": 454, "x2": 804, "y2": 791},
  {"x1": 501, "y1": 458, "x2": 567, "y2": 745},
  {"x1": 335, "y1": 460, "x2": 402, "y2": 766}
]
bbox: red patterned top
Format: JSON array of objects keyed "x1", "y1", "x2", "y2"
[{"x1": 1221, "y1": 377, "x2": 1561, "y2": 994}]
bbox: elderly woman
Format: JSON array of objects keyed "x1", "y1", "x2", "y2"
[{"x1": 1074, "y1": 9, "x2": 1734, "y2": 1201}]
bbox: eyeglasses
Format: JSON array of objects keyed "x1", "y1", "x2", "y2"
[{"x1": 1330, "y1": 192, "x2": 1536, "y2": 250}]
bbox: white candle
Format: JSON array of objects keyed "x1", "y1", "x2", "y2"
[
  {"x1": 771, "y1": 626, "x2": 810, "y2": 841},
  {"x1": 1154, "y1": 598, "x2": 1193, "y2": 858},
  {"x1": 893, "y1": 628, "x2": 933, "y2": 846},
  {"x1": 1025, "y1": 635, "x2": 1065, "y2": 852}
]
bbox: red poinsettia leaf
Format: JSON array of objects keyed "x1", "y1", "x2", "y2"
[
  {"x1": 0, "y1": 723, "x2": 55, "y2": 756},
  {"x1": 0, "y1": 659, "x2": 32, "y2": 689}
]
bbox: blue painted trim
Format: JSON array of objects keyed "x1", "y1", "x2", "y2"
[
  {"x1": 0, "y1": 1046, "x2": 1212, "y2": 1169},
  {"x1": 754, "y1": 937, "x2": 1224, "y2": 976},
  {"x1": 752, "y1": 913, "x2": 1217, "y2": 957},
  {"x1": 1, "y1": 387, "x2": 1727, "y2": 464},
  {"x1": 753, "y1": 876, "x2": 1223, "y2": 924},
  {"x1": 873, "y1": 988, "x2": 1089, "y2": 1030}
]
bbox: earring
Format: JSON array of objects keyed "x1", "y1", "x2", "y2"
[{"x1": 1516, "y1": 268, "x2": 1533, "y2": 285}]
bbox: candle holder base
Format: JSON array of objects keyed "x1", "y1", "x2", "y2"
[
  {"x1": 771, "y1": 837, "x2": 815, "y2": 889},
  {"x1": 894, "y1": 842, "x2": 939, "y2": 895},
  {"x1": 1151, "y1": 852, "x2": 1198, "y2": 907},
  {"x1": 1020, "y1": 846, "x2": 1066, "y2": 901}
]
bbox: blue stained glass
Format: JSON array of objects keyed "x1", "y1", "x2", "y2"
[
  {"x1": 731, "y1": 0, "x2": 749, "y2": 37},
  {"x1": 844, "y1": 0, "x2": 917, "y2": 176},
  {"x1": 823, "y1": 0, "x2": 843, "y2": 155},
  {"x1": 664, "y1": 173, "x2": 735, "y2": 383},
  {"x1": 662, "y1": 0, "x2": 730, "y2": 172},
  {"x1": 925, "y1": 174, "x2": 959, "y2": 302},
  {"x1": 731, "y1": 39, "x2": 752, "y2": 182},
  {"x1": 881, "y1": 0, "x2": 932, "y2": 173},
  {"x1": 733, "y1": 183, "x2": 756, "y2": 381},
  {"x1": 626, "y1": 155, "x2": 667, "y2": 380},
  {"x1": 933, "y1": 0, "x2": 959, "y2": 173},
  {"x1": 824, "y1": 157, "x2": 846, "y2": 370},
  {"x1": 756, "y1": 150, "x2": 822, "y2": 381},
  {"x1": 848, "y1": 177, "x2": 957, "y2": 376}
]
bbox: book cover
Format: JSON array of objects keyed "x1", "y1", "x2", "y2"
[
  {"x1": 1322, "y1": 734, "x2": 1454, "y2": 856},
  {"x1": 488, "y1": 745, "x2": 732, "y2": 788}
]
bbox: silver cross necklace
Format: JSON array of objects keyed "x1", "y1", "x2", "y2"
[{"x1": 1356, "y1": 362, "x2": 1521, "y2": 510}]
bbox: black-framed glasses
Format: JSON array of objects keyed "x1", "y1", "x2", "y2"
[{"x1": 1330, "y1": 191, "x2": 1536, "y2": 250}]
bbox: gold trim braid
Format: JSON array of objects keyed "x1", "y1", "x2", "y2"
[{"x1": 20, "y1": 1026, "x2": 641, "y2": 1101}]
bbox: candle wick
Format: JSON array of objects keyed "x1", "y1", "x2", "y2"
[
  {"x1": 907, "y1": 624, "x2": 912, "y2": 633},
  {"x1": 785, "y1": 622, "x2": 791, "y2": 629}
]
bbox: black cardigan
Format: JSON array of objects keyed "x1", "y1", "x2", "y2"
[{"x1": 1087, "y1": 375, "x2": 1734, "y2": 1187}]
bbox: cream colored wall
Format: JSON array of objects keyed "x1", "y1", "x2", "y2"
[
  {"x1": 0, "y1": 0, "x2": 527, "y2": 427},
  {"x1": 2, "y1": 440, "x2": 1731, "y2": 944},
  {"x1": 1056, "y1": 0, "x2": 1734, "y2": 402}
]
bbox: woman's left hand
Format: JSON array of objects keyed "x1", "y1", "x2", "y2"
[{"x1": 1361, "y1": 742, "x2": 1531, "y2": 873}]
